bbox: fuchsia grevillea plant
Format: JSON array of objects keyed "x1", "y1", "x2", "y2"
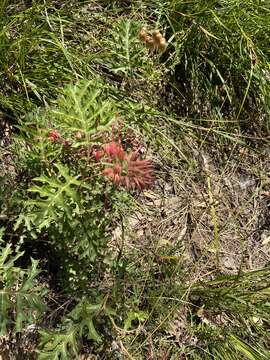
[{"x1": 48, "y1": 128, "x2": 154, "y2": 191}]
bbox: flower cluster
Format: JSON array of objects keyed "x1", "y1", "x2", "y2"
[
  {"x1": 48, "y1": 127, "x2": 154, "y2": 191},
  {"x1": 48, "y1": 130, "x2": 61, "y2": 142},
  {"x1": 48, "y1": 129, "x2": 71, "y2": 146},
  {"x1": 94, "y1": 142, "x2": 154, "y2": 191}
]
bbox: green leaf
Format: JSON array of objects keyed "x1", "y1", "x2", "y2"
[
  {"x1": 52, "y1": 80, "x2": 116, "y2": 145},
  {"x1": 124, "y1": 310, "x2": 148, "y2": 331},
  {"x1": 0, "y1": 229, "x2": 46, "y2": 335},
  {"x1": 27, "y1": 163, "x2": 81, "y2": 228},
  {"x1": 104, "y1": 19, "x2": 152, "y2": 78},
  {"x1": 38, "y1": 300, "x2": 105, "y2": 358},
  {"x1": 38, "y1": 329, "x2": 78, "y2": 360},
  {"x1": 79, "y1": 318, "x2": 102, "y2": 342}
]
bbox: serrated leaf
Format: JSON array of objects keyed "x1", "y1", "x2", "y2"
[
  {"x1": 38, "y1": 329, "x2": 78, "y2": 360},
  {"x1": 0, "y1": 231, "x2": 46, "y2": 335},
  {"x1": 51, "y1": 80, "x2": 116, "y2": 144},
  {"x1": 124, "y1": 310, "x2": 148, "y2": 331},
  {"x1": 80, "y1": 318, "x2": 102, "y2": 342},
  {"x1": 27, "y1": 163, "x2": 81, "y2": 228}
]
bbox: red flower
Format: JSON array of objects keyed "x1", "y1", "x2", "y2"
[
  {"x1": 102, "y1": 155, "x2": 154, "y2": 190},
  {"x1": 98, "y1": 140, "x2": 154, "y2": 191},
  {"x1": 103, "y1": 167, "x2": 114, "y2": 178},
  {"x1": 104, "y1": 142, "x2": 127, "y2": 161},
  {"x1": 124, "y1": 158, "x2": 154, "y2": 190},
  {"x1": 102, "y1": 163, "x2": 122, "y2": 186},
  {"x1": 48, "y1": 130, "x2": 60, "y2": 142},
  {"x1": 93, "y1": 150, "x2": 105, "y2": 161}
]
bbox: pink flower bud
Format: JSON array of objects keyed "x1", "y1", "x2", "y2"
[
  {"x1": 48, "y1": 130, "x2": 60, "y2": 142},
  {"x1": 93, "y1": 150, "x2": 104, "y2": 161},
  {"x1": 104, "y1": 142, "x2": 127, "y2": 161}
]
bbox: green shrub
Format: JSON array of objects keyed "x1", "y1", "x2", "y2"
[{"x1": 13, "y1": 80, "x2": 124, "y2": 293}]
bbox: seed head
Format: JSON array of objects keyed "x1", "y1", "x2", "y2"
[
  {"x1": 139, "y1": 27, "x2": 147, "y2": 41},
  {"x1": 153, "y1": 30, "x2": 161, "y2": 38},
  {"x1": 154, "y1": 33, "x2": 163, "y2": 43},
  {"x1": 145, "y1": 36, "x2": 155, "y2": 50},
  {"x1": 159, "y1": 38, "x2": 167, "y2": 52}
]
